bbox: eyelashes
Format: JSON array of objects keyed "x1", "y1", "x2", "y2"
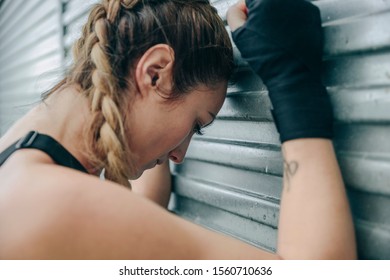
[
  {"x1": 193, "y1": 123, "x2": 205, "y2": 136},
  {"x1": 193, "y1": 116, "x2": 216, "y2": 136}
]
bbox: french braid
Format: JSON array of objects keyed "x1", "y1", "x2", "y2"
[
  {"x1": 74, "y1": 0, "x2": 138, "y2": 187},
  {"x1": 45, "y1": 0, "x2": 233, "y2": 187}
]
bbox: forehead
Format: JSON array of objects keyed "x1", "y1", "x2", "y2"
[
  {"x1": 185, "y1": 82, "x2": 227, "y2": 111},
  {"x1": 190, "y1": 82, "x2": 227, "y2": 102}
]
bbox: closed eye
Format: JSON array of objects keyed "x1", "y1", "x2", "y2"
[
  {"x1": 193, "y1": 112, "x2": 216, "y2": 136},
  {"x1": 193, "y1": 123, "x2": 205, "y2": 136}
]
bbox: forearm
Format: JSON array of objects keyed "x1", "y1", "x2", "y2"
[
  {"x1": 130, "y1": 161, "x2": 172, "y2": 208},
  {"x1": 277, "y1": 138, "x2": 357, "y2": 259},
  {"x1": 227, "y1": 0, "x2": 357, "y2": 259}
]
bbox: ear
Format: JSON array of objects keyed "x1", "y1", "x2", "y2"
[{"x1": 135, "y1": 44, "x2": 175, "y2": 99}]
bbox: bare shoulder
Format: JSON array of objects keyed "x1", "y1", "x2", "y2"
[{"x1": 0, "y1": 161, "x2": 275, "y2": 260}]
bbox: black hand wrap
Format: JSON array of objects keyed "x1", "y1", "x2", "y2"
[{"x1": 232, "y1": 0, "x2": 333, "y2": 142}]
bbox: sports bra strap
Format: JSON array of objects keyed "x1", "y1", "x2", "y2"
[{"x1": 0, "y1": 131, "x2": 88, "y2": 173}]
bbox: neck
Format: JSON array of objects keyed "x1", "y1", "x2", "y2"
[{"x1": 0, "y1": 85, "x2": 98, "y2": 175}]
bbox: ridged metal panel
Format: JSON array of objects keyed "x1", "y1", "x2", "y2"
[
  {"x1": 170, "y1": 0, "x2": 390, "y2": 259},
  {"x1": 0, "y1": 0, "x2": 63, "y2": 135},
  {"x1": 62, "y1": 0, "x2": 97, "y2": 64}
]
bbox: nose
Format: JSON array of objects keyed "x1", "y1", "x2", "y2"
[{"x1": 169, "y1": 135, "x2": 192, "y2": 164}]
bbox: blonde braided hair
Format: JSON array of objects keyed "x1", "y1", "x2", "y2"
[
  {"x1": 72, "y1": 0, "x2": 140, "y2": 187},
  {"x1": 45, "y1": 0, "x2": 233, "y2": 187}
]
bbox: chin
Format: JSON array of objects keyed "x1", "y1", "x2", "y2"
[
  {"x1": 124, "y1": 165, "x2": 143, "y2": 180},
  {"x1": 128, "y1": 162, "x2": 156, "y2": 180},
  {"x1": 129, "y1": 170, "x2": 143, "y2": 180}
]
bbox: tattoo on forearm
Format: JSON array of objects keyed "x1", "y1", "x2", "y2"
[{"x1": 283, "y1": 160, "x2": 299, "y2": 191}]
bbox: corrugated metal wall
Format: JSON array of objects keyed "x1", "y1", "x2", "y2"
[
  {"x1": 319, "y1": 0, "x2": 390, "y2": 259},
  {"x1": 0, "y1": 0, "x2": 64, "y2": 135},
  {"x1": 62, "y1": 0, "x2": 97, "y2": 64},
  {"x1": 0, "y1": 0, "x2": 389, "y2": 259}
]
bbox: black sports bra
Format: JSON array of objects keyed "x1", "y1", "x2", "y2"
[{"x1": 0, "y1": 131, "x2": 88, "y2": 173}]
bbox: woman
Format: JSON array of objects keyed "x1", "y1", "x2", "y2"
[{"x1": 0, "y1": 0, "x2": 356, "y2": 259}]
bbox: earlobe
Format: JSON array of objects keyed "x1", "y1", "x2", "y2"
[{"x1": 135, "y1": 44, "x2": 174, "y2": 98}]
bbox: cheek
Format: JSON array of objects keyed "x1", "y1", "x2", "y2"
[{"x1": 163, "y1": 121, "x2": 194, "y2": 150}]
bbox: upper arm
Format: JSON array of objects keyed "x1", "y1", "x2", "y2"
[
  {"x1": 35, "y1": 182, "x2": 276, "y2": 259},
  {"x1": 1, "y1": 165, "x2": 275, "y2": 260}
]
